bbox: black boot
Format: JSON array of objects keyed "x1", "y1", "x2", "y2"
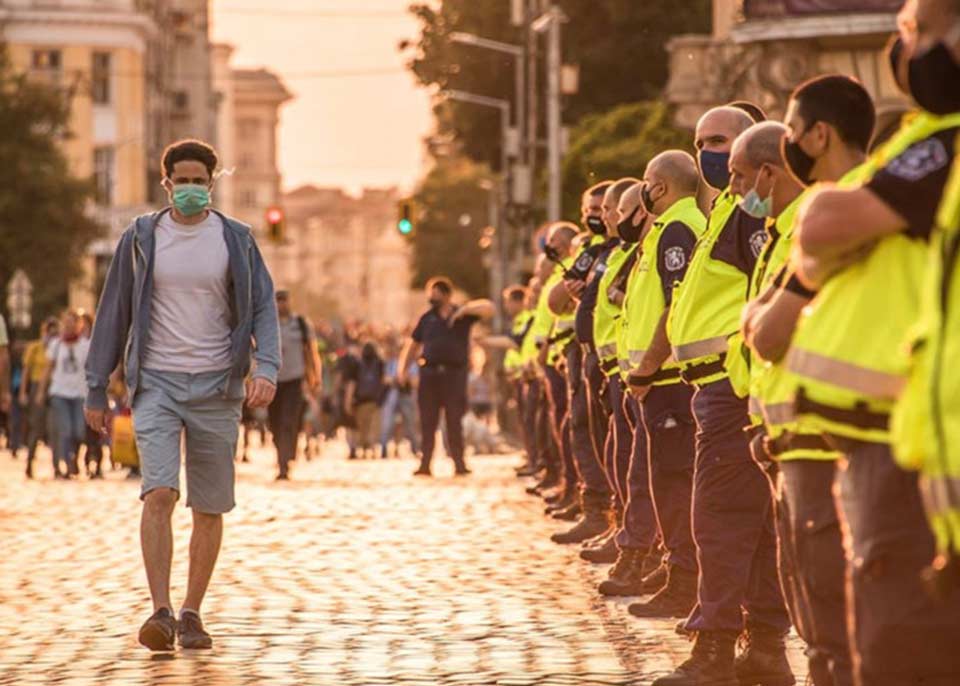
[
  {"x1": 653, "y1": 630, "x2": 739, "y2": 686},
  {"x1": 640, "y1": 562, "x2": 669, "y2": 595},
  {"x1": 628, "y1": 565, "x2": 698, "y2": 618},
  {"x1": 733, "y1": 626, "x2": 795, "y2": 686},
  {"x1": 551, "y1": 492, "x2": 609, "y2": 544},
  {"x1": 546, "y1": 488, "x2": 577, "y2": 514},
  {"x1": 580, "y1": 534, "x2": 619, "y2": 564},
  {"x1": 551, "y1": 500, "x2": 582, "y2": 521},
  {"x1": 598, "y1": 547, "x2": 648, "y2": 595}
]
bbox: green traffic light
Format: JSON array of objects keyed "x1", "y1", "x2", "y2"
[{"x1": 398, "y1": 218, "x2": 413, "y2": 235}]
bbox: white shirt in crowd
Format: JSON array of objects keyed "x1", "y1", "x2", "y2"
[
  {"x1": 47, "y1": 337, "x2": 90, "y2": 399},
  {"x1": 142, "y1": 211, "x2": 233, "y2": 373}
]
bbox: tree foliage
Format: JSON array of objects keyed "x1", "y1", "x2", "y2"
[
  {"x1": 405, "y1": 0, "x2": 711, "y2": 170},
  {"x1": 408, "y1": 156, "x2": 492, "y2": 298},
  {"x1": 561, "y1": 101, "x2": 692, "y2": 218},
  {"x1": 0, "y1": 46, "x2": 101, "y2": 330}
]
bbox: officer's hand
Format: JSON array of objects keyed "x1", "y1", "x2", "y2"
[
  {"x1": 627, "y1": 380, "x2": 650, "y2": 402},
  {"x1": 246, "y1": 377, "x2": 277, "y2": 408},
  {"x1": 608, "y1": 287, "x2": 625, "y2": 306},
  {"x1": 564, "y1": 279, "x2": 586, "y2": 299},
  {"x1": 84, "y1": 406, "x2": 107, "y2": 435}
]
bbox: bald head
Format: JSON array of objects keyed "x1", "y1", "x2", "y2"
[
  {"x1": 547, "y1": 221, "x2": 578, "y2": 259},
  {"x1": 733, "y1": 122, "x2": 788, "y2": 170},
  {"x1": 646, "y1": 150, "x2": 700, "y2": 195},
  {"x1": 695, "y1": 106, "x2": 756, "y2": 154}
]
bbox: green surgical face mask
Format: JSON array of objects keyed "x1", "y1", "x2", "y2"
[{"x1": 172, "y1": 184, "x2": 211, "y2": 216}]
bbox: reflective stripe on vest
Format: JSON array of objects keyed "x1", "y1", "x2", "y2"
[
  {"x1": 786, "y1": 348, "x2": 907, "y2": 401},
  {"x1": 673, "y1": 335, "x2": 730, "y2": 361},
  {"x1": 598, "y1": 343, "x2": 617, "y2": 358}
]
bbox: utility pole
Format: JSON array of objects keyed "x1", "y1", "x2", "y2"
[{"x1": 533, "y1": 5, "x2": 565, "y2": 222}]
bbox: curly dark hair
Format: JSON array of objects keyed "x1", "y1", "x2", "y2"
[{"x1": 161, "y1": 139, "x2": 218, "y2": 179}]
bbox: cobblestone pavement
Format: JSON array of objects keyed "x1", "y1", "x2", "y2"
[{"x1": 0, "y1": 441, "x2": 807, "y2": 686}]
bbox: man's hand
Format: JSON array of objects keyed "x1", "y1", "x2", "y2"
[
  {"x1": 564, "y1": 279, "x2": 586, "y2": 300},
  {"x1": 84, "y1": 406, "x2": 107, "y2": 435},
  {"x1": 608, "y1": 287, "x2": 625, "y2": 306},
  {"x1": 0, "y1": 391, "x2": 10, "y2": 414},
  {"x1": 627, "y1": 380, "x2": 651, "y2": 402},
  {"x1": 246, "y1": 377, "x2": 277, "y2": 408}
]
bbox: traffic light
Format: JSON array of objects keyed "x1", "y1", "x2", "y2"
[
  {"x1": 266, "y1": 206, "x2": 285, "y2": 243},
  {"x1": 397, "y1": 198, "x2": 415, "y2": 236}
]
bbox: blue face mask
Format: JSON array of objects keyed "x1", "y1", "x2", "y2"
[
  {"x1": 698, "y1": 150, "x2": 731, "y2": 190},
  {"x1": 739, "y1": 174, "x2": 773, "y2": 219},
  {"x1": 172, "y1": 184, "x2": 211, "y2": 216}
]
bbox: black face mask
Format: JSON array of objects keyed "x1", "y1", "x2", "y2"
[
  {"x1": 428, "y1": 298, "x2": 442, "y2": 309},
  {"x1": 640, "y1": 184, "x2": 658, "y2": 214},
  {"x1": 907, "y1": 37, "x2": 960, "y2": 115},
  {"x1": 616, "y1": 207, "x2": 646, "y2": 244},
  {"x1": 544, "y1": 244, "x2": 561, "y2": 262},
  {"x1": 585, "y1": 215, "x2": 605, "y2": 235},
  {"x1": 887, "y1": 35, "x2": 909, "y2": 95},
  {"x1": 782, "y1": 130, "x2": 817, "y2": 187}
]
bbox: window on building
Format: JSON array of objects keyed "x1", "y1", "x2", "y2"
[
  {"x1": 31, "y1": 49, "x2": 62, "y2": 85},
  {"x1": 94, "y1": 146, "x2": 115, "y2": 206},
  {"x1": 240, "y1": 188, "x2": 258, "y2": 209},
  {"x1": 91, "y1": 52, "x2": 111, "y2": 104},
  {"x1": 172, "y1": 90, "x2": 190, "y2": 112}
]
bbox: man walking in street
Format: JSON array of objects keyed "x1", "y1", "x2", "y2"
[
  {"x1": 269, "y1": 289, "x2": 320, "y2": 480},
  {"x1": 398, "y1": 277, "x2": 494, "y2": 476},
  {"x1": 84, "y1": 139, "x2": 280, "y2": 652}
]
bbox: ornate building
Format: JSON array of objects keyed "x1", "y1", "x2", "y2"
[
  {"x1": 279, "y1": 186, "x2": 418, "y2": 329},
  {"x1": 665, "y1": 0, "x2": 907, "y2": 138}
]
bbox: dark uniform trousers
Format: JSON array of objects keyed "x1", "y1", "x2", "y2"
[
  {"x1": 515, "y1": 379, "x2": 532, "y2": 464},
  {"x1": 566, "y1": 346, "x2": 611, "y2": 496},
  {"x1": 522, "y1": 379, "x2": 542, "y2": 469},
  {"x1": 544, "y1": 364, "x2": 576, "y2": 488},
  {"x1": 268, "y1": 377, "x2": 305, "y2": 476},
  {"x1": 834, "y1": 441, "x2": 960, "y2": 686},
  {"x1": 636, "y1": 383, "x2": 697, "y2": 572},
  {"x1": 583, "y1": 351, "x2": 611, "y2": 484},
  {"x1": 604, "y1": 379, "x2": 636, "y2": 507},
  {"x1": 417, "y1": 366, "x2": 468, "y2": 470},
  {"x1": 685, "y1": 378, "x2": 790, "y2": 634},
  {"x1": 615, "y1": 384, "x2": 660, "y2": 552},
  {"x1": 534, "y1": 379, "x2": 560, "y2": 474},
  {"x1": 775, "y1": 460, "x2": 852, "y2": 686}
]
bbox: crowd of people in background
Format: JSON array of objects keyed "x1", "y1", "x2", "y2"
[{"x1": 0, "y1": 296, "x2": 513, "y2": 481}]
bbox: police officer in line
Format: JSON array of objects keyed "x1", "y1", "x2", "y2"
[
  {"x1": 522, "y1": 255, "x2": 564, "y2": 494},
  {"x1": 548, "y1": 181, "x2": 638, "y2": 546},
  {"x1": 737, "y1": 77, "x2": 875, "y2": 686},
  {"x1": 397, "y1": 277, "x2": 494, "y2": 477},
  {"x1": 541, "y1": 183, "x2": 618, "y2": 539},
  {"x1": 652, "y1": 106, "x2": 792, "y2": 686},
  {"x1": 608, "y1": 152, "x2": 704, "y2": 621},
  {"x1": 782, "y1": 0, "x2": 960, "y2": 680}
]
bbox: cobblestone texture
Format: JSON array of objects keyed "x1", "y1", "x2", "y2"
[{"x1": 0, "y1": 443, "x2": 807, "y2": 685}]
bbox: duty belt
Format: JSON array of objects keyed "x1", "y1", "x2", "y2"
[
  {"x1": 547, "y1": 328, "x2": 575, "y2": 345},
  {"x1": 679, "y1": 355, "x2": 726, "y2": 385},
  {"x1": 628, "y1": 368, "x2": 680, "y2": 386},
  {"x1": 764, "y1": 432, "x2": 833, "y2": 457},
  {"x1": 794, "y1": 387, "x2": 889, "y2": 431},
  {"x1": 601, "y1": 358, "x2": 620, "y2": 373}
]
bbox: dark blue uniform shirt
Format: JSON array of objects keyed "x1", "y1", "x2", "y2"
[
  {"x1": 412, "y1": 308, "x2": 479, "y2": 367},
  {"x1": 575, "y1": 238, "x2": 620, "y2": 345}
]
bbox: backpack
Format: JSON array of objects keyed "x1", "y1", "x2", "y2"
[{"x1": 354, "y1": 357, "x2": 384, "y2": 404}]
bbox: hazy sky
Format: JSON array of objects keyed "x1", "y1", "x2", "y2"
[{"x1": 210, "y1": 1, "x2": 433, "y2": 194}]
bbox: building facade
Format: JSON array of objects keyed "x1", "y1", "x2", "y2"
[
  {"x1": 279, "y1": 186, "x2": 419, "y2": 329},
  {"x1": 665, "y1": 0, "x2": 906, "y2": 137}
]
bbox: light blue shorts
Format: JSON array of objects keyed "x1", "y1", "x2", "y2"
[{"x1": 132, "y1": 368, "x2": 244, "y2": 514}]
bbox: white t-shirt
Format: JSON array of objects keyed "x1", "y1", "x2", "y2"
[
  {"x1": 143, "y1": 211, "x2": 233, "y2": 372},
  {"x1": 47, "y1": 337, "x2": 90, "y2": 399}
]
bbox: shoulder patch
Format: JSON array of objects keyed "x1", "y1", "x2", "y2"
[
  {"x1": 664, "y1": 246, "x2": 687, "y2": 272},
  {"x1": 574, "y1": 252, "x2": 594, "y2": 273},
  {"x1": 749, "y1": 230, "x2": 767, "y2": 259},
  {"x1": 885, "y1": 138, "x2": 949, "y2": 182}
]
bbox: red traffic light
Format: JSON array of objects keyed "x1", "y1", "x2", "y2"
[{"x1": 266, "y1": 207, "x2": 284, "y2": 224}]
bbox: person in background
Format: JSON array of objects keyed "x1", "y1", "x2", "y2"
[
  {"x1": 19, "y1": 317, "x2": 57, "y2": 478},
  {"x1": 269, "y1": 289, "x2": 321, "y2": 480},
  {"x1": 352, "y1": 341, "x2": 385, "y2": 458},
  {"x1": 0, "y1": 313, "x2": 10, "y2": 428},
  {"x1": 398, "y1": 276, "x2": 494, "y2": 477},
  {"x1": 78, "y1": 311, "x2": 105, "y2": 478},
  {"x1": 380, "y1": 336, "x2": 420, "y2": 458},
  {"x1": 40, "y1": 309, "x2": 90, "y2": 479},
  {"x1": 336, "y1": 339, "x2": 362, "y2": 459}
]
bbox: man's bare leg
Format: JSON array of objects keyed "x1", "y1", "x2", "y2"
[
  {"x1": 140, "y1": 488, "x2": 177, "y2": 612},
  {"x1": 182, "y1": 510, "x2": 223, "y2": 613}
]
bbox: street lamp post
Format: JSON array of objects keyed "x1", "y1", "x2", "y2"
[
  {"x1": 443, "y1": 90, "x2": 511, "y2": 331},
  {"x1": 532, "y1": 5, "x2": 567, "y2": 222}
]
